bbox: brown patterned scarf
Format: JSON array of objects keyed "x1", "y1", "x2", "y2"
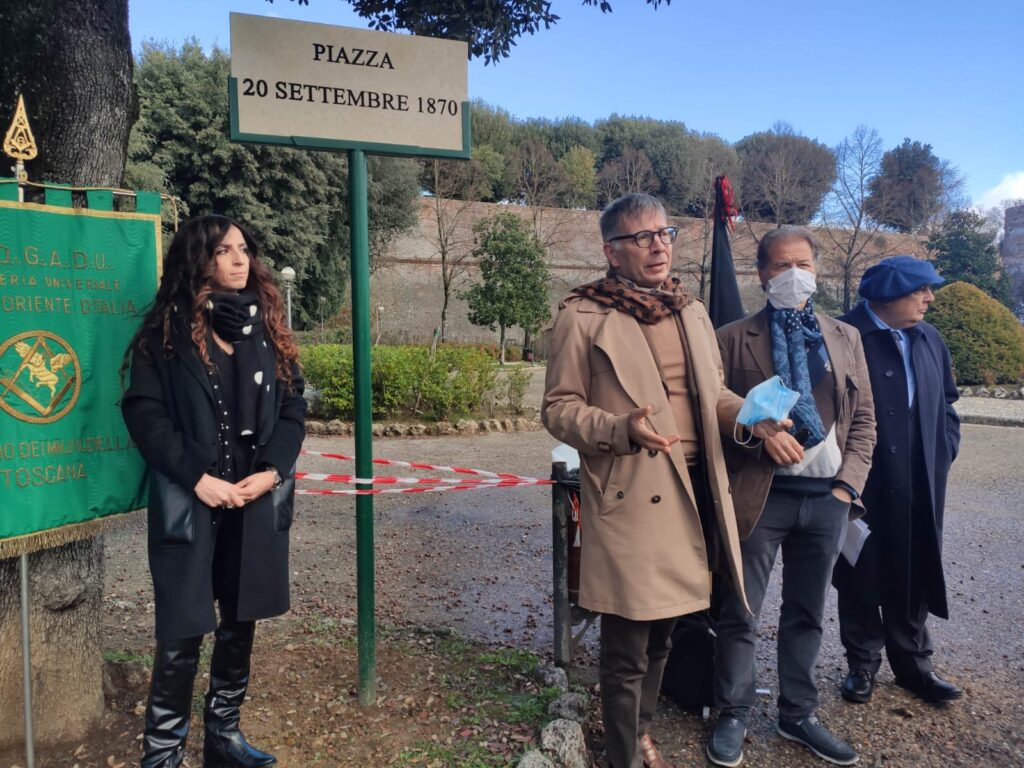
[{"x1": 571, "y1": 272, "x2": 693, "y2": 324}]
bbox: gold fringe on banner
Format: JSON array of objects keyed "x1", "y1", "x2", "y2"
[{"x1": 0, "y1": 509, "x2": 145, "y2": 560}]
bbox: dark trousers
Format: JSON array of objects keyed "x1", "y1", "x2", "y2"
[
  {"x1": 838, "y1": 587, "x2": 933, "y2": 681},
  {"x1": 600, "y1": 613, "x2": 677, "y2": 768},
  {"x1": 714, "y1": 489, "x2": 848, "y2": 722}
]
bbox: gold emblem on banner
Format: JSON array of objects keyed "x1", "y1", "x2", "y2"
[
  {"x1": 0, "y1": 331, "x2": 81, "y2": 424},
  {"x1": 3, "y1": 94, "x2": 38, "y2": 162}
]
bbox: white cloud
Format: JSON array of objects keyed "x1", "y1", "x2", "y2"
[{"x1": 976, "y1": 171, "x2": 1024, "y2": 210}]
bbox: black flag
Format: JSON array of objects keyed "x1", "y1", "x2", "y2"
[{"x1": 709, "y1": 175, "x2": 744, "y2": 328}]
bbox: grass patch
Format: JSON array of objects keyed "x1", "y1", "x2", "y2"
[
  {"x1": 394, "y1": 739, "x2": 507, "y2": 767},
  {"x1": 103, "y1": 649, "x2": 154, "y2": 666},
  {"x1": 302, "y1": 614, "x2": 356, "y2": 649}
]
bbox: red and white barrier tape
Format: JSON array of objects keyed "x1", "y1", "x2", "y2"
[{"x1": 296, "y1": 450, "x2": 553, "y2": 495}]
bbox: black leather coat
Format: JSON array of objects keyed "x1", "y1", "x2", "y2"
[{"x1": 122, "y1": 324, "x2": 306, "y2": 639}]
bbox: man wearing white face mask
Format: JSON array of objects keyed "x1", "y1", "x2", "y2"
[{"x1": 708, "y1": 227, "x2": 877, "y2": 767}]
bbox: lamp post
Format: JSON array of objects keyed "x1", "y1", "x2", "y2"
[{"x1": 280, "y1": 266, "x2": 296, "y2": 329}]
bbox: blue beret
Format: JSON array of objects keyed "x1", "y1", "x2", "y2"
[{"x1": 858, "y1": 255, "x2": 945, "y2": 302}]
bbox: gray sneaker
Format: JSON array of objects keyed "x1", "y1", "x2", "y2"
[
  {"x1": 707, "y1": 715, "x2": 746, "y2": 767},
  {"x1": 777, "y1": 716, "x2": 858, "y2": 765}
]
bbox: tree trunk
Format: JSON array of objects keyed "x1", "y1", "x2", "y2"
[
  {"x1": 499, "y1": 325, "x2": 506, "y2": 366},
  {"x1": 0, "y1": 0, "x2": 134, "y2": 749}
]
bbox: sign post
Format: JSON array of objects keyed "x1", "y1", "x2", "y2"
[{"x1": 230, "y1": 13, "x2": 469, "y2": 705}]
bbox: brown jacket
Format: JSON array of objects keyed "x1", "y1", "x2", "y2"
[
  {"x1": 542, "y1": 296, "x2": 748, "y2": 620},
  {"x1": 716, "y1": 308, "x2": 877, "y2": 539}
]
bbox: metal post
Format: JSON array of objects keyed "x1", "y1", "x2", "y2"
[
  {"x1": 348, "y1": 148, "x2": 376, "y2": 705},
  {"x1": 19, "y1": 553, "x2": 36, "y2": 768},
  {"x1": 551, "y1": 462, "x2": 571, "y2": 667},
  {"x1": 13, "y1": 154, "x2": 37, "y2": 768},
  {"x1": 280, "y1": 266, "x2": 296, "y2": 330}
]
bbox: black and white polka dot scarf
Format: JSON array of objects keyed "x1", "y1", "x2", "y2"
[
  {"x1": 208, "y1": 291, "x2": 277, "y2": 442},
  {"x1": 768, "y1": 298, "x2": 826, "y2": 448}
]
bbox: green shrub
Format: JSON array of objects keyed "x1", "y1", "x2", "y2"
[
  {"x1": 372, "y1": 346, "x2": 429, "y2": 417},
  {"x1": 301, "y1": 344, "x2": 354, "y2": 417},
  {"x1": 928, "y1": 281, "x2": 1024, "y2": 385},
  {"x1": 417, "y1": 346, "x2": 498, "y2": 421},
  {"x1": 301, "y1": 344, "x2": 497, "y2": 420},
  {"x1": 502, "y1": 365, "x2": 533, "y2": 415}
]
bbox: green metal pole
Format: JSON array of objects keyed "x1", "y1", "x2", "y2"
[{"x1": 348, "y1": 148, "x2": 376, "y2": 705}]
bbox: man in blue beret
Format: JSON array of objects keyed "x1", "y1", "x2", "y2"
[{"x1": 833, "y1": 255, "x2": 963, "y2": 705}]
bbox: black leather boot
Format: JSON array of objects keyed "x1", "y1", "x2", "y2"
[
  {"x1": 203, "y1": 620, "x2": 276, "y2": 768},
  {"x1": 141, "y1": 635, "x2": 203, "y2": 768}
]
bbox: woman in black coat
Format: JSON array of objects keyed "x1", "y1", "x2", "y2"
[{"x1": 122, "y1": 215, "x2": 306, "y2": 768}]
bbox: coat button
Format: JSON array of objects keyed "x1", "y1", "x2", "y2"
[
  {"x1": 885, "y1": 370, "x2": 894, "y2": 378},
  {"x1": 651, "y1": 495, "x2": 661, "y2": 503},
  {"x1": 887, "y1": 408, "x2": 896, "y2": 415},
  {"x1": 616, "y1": 490, "x2": 625, "y2": 499},
  {"x1": 889, "y1": 446, "x2": 897, "y2": 454},
  {"x1": 648, "y1": 449, "x2": 658, "y2": 457}
]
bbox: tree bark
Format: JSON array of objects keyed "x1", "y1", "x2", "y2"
[{"x1": 0, "y1": 0, "x2": 134, "y2": 749}]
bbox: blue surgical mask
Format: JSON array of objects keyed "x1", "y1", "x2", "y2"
[{"x1": 736, "y1": 375, "x2": 800, "y2": 427}]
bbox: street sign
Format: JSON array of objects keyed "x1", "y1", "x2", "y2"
[{"x1": 229, "y1": 13, "x2": 470, "y2": 158}]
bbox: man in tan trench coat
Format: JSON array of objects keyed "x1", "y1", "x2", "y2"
[{"x1": 543, "y1": 193, "x2": 785, "y2": 768}]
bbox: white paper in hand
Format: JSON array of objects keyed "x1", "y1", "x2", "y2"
[{"x1": 841, "y1": 518, "x2": 871, "y2": 567}]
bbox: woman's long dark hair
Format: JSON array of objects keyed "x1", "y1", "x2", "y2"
[{"x1": 122, "y1": 215, "x2": 299, "y2": 384}]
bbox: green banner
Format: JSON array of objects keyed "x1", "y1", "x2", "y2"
[{"x1": 0, "y1": 200, "x2": 160, "y2": 546}]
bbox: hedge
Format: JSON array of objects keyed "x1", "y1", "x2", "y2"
[
  {"x1": 928, "y1": 281, "x2": 1024, "y2": 385},
  {"x1": 301, "y1": 344, "x2": 497, "y2": 421}
]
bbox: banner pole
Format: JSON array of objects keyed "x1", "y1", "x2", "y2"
[
  {"x1": 19, "y1": 553, "x2": 36, "y2": 768},
  {"x1": 14, "y1": 155, "x2": 36, "y2": 768},
  {"x1": 348, "y1": 148, "x2": 376, "y2": 706}
]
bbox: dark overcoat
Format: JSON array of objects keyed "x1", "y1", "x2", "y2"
[
  {"x1": 122, "y1": 323, "x2": 306, "y2": 639},
  {"x1": 832, "y1": 303, "x2": 960, "y2": 619}
]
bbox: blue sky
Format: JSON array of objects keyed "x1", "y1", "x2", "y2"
[{"x1": 129, "y1": 0, "x2": 1023, "y2": 209}]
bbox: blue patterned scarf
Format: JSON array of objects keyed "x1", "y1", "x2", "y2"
[{"x1": 769, "y1": 298, "x2": 826, "y2": 448}]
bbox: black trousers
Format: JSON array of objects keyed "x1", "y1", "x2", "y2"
[
  {"x1": 600, "y1": 613, "x2": 677, "y2": 768},
  {"x1": 838, "y1": 410, "x2": 936, "y2": 682}
]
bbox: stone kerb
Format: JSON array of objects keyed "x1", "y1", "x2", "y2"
[{"x1": 306, "y1": 415, "x2": 542, "y2": 437}]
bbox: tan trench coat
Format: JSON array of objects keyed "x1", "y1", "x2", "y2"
[{"x1": 542, "y1": 296, "x2": 748, "y2": 621}]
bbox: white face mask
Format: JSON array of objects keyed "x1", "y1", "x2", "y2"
[{"x1": 765, "y1": 267, "x2": 817, "y2": 310}]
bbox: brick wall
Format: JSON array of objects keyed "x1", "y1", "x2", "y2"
[{"x1": 369, "y1": 199, "x2": 925, "y2": 346}]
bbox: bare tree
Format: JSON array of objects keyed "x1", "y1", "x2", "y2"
[
  {"x1": 507, "y1": 135, "x2": 569, "y2": 251},
  {"x1": 422, "y1": 158, "x2": 491, "y2": 341},
  {"x1": 818, "y1": 126, "x2": 898, "y2": 311},
  {"x1": 598, "y1": 146, "x2": 659, "y2": 204},
  {"x1": 673, "y1": 138, "x2": 741, "y2": 301},
  {"x1": 736, "y1": 128, "x2": 835, "y2": 226}
]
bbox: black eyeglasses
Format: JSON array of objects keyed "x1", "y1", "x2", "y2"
[{"x1": 605, "y1": 226, "x2": 679, "y2": 248}]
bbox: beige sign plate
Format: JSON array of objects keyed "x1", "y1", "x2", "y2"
[{"x1": 229, "y1": 13, "x2": 469, "y2": 158}]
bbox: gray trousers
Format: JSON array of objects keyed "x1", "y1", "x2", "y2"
[
  {"x1": 713, "y1": 489, "x2": 848, "y2": 722},
  {"x1": 600, "y1": 613, "x2": 677, "y2": 768}
]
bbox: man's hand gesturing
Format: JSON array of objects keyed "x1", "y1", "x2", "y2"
[{"x1": 627, "y1": 405, "x2": 681, "y2": 454}]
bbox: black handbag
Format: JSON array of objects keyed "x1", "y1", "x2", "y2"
[{"x1": 147, "y1": 469, "x2": 195, "y2": 546}]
